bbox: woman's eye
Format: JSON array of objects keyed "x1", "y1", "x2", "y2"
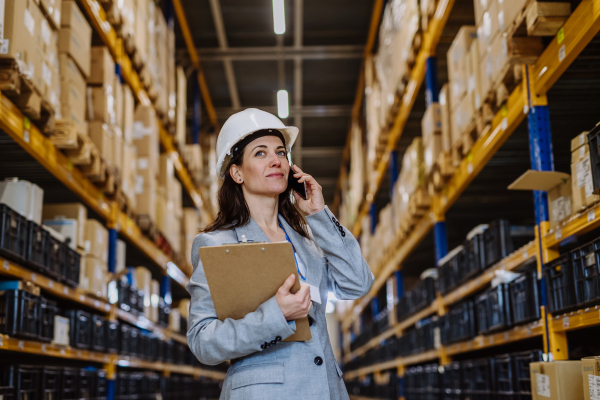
[
  {"x1": 277, "y1": 151, "x2": 286, "y2": 156},
  {"x1": 255, "y1": 151, "x2": 265, "y2": 156}
]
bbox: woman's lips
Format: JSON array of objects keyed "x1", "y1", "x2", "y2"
[{"x1": 267, "y1": 172, "x2": 284, "y2": 178}]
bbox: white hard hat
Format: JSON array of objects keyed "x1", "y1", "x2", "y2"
[{"x1": 216, "y1": 108, "x2": 298, "y2": 178}]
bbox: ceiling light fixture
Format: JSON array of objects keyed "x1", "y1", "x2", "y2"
[
  {"x1": 277, "y1": 90, "x2": 289, "y2": 119},
  {"x1": 272, "y1": 0, "x2": 286, "y2": 34}
]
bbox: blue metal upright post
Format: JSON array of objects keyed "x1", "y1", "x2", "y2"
[
  {"x1": 193, "y1": 72, "x2": 201, "y2": 144},
  {"x1": 433, "y1": 222, "x2": 448, "y2": 263},
  {"x1": 525, "y1": 65, "x2": 554, "y2": 356},
  {"x1": 425, "y1": 57, "x2": 439, "y2": 107},
  {"x1": 107, "y1": 229, "x2": 117, "y2": 273}
]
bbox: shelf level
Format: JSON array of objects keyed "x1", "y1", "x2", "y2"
[
  {"x1": 543, "y1": 204, "x2": 600, "y2": 249},
  {"x1": 0, "y1": 256, "x2": 187, "y2": 344},
  {"x1": 551, "y1": 305, "x2": 600, "y2": 333},
  {"x1": 0, "y1": 334, "x2": 224, "y2": 379},
  {"x1": 344, "y1": 320, "x2": 543, "y2": 380}
]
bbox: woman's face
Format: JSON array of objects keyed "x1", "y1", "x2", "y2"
[{"x1": 230, "y1": 135, "x2": 289, "y2": 196}]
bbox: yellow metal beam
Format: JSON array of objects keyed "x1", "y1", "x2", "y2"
[
  {"x1": 172, "y1": 0, "x2": 220, "y2": 132},
  {"x1": 350, "y1": 0, "x2": 457, "y2": 236}
]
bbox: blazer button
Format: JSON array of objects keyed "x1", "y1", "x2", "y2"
[{"x1": 314, "y1": 356, "x2": 323, "y2": 366}]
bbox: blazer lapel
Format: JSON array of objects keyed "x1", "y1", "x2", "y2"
[
  {"x1": 277, "y1": 215, "x2": 323, "y2": 289},
  {"x1": 233, "y1": 219, "x2": 271, "y2": 243}
]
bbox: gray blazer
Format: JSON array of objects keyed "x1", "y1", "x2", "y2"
[{"x1": 187, "y1": 206, "x2": 374, "y2": 400}]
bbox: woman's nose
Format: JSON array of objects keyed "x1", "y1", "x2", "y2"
[{"x1": 269, "y1": 153, "x2": 282, "y2": 167}]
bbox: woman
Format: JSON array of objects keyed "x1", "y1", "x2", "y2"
[{"x1": 187, "y1": 108, "x2": 374, "y2": 400}]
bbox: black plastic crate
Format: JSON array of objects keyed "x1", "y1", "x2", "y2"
[
  {"x1": 413, "y1": 277, "x2": 437, "y2": 313},
  {"x1": 494, "y1": 354, "x2": 514, "y2": 399},
  {"x1": 24, "y1": 220, "x2": 49, "y2": 272},
  {"x1": 513, "y1": 350, "x2": 544, "y2": 398},
  {"x1": 118, "y1": 280, "x2": 132, "y2": 312},
  {"x1": 3, "y1": 365, "x2": 40, "y2": 400},
  {"x1": 510, "y1": 271, "x2": 541, "y2": 325},
  {"x1": 65, "y1": 310, "x2": 92, "y2": 349},
  {"x1": 106, "y1": 320, "x2": 119, "y2": 353},
  {"x1": 40, "y1": 297, "x2": 58, "y2": 342},
  {"x1": 40, "y1": 366, "x2": 61, "y2": 400},
  {"x1": 442, "y1": 300, "x2": 476, "y2": 344},
  {"x1": 0, "y1": 204, "x2": 27, "y2": 262},
  {"x1": 544, "y1": 254, "x2": 577, "y2": 314},
  {"x1": 0, "y1": 288, "x2": 41, "y2": 340},
  {"x1": 93, "y1": 369, "x2": 108, "y2": 400},
  {"x1": 61, "y1": 245, "x2": 80, "y2": 287},
  {"x1": 476, "y1": 284, "x2": 512, "y2": 334},
  {"x1": 119, "y1": 323, "x2": 131, "y2": 355},
  {"x1": 79, "y1": 369, "x2": 94, "y2": 399},
  {"x1": 130, "y1": 326, "x2": 141, "y2": 358},
  {"x1": 463, "y1": 228, "x2": 487, "y2": 283},
  {"x1": 46, "y1": 235, "x2": 64, "y2": 279},
  {"x1": 587, "y1": 122, "x2": 600, "y2": 193},
  {"x1": 158, "y1": 299, "x2": 170, "y2": 326},
  {"x1": 61, "y1": 367, "x2": 80, "y2": 400},
  {"x1": 484, "y1": 220, "x2": 513, "y2": 267},
  {"x1": 440, "y1": 361, "x2": 462, "y2": 400},
  {"x1": 0, "y1": 386, "x2": 14, "y2": 400},
  {"x1": 115, "y1": 372, "x2": 130, "y2": 399},
  {"x1": 573, "y1": 238, "x2": 600, "y2": 307},
  {"x1": 91, "y1": 314, "x2": 106, "y2": 352},
  {"x1": 438, "y1": 247, "x2": 464, "y2": 295},
  {"x1": 464, "y1": 358, "x2": 495, "y2": 399}
]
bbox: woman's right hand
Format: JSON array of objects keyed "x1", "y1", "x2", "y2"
[{"x1": 275, "y1": 274, "x2": 312, "y2": 321}]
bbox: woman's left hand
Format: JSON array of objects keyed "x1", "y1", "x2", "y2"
[{"x1": 291, "y1": 165, "x2": 325, "y2": 215}]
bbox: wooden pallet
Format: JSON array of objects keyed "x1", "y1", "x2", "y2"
[
  {"x1": 431, "y1": 151, "x2": 455, "y2": 191},
  {"x1": 50, "y1": 119, "x2": 87, "y2": 149},
  {"x1": 63, "y1": 132, "x2": 94, "y2": 165},
  {"x1": 408, "y1": 186, "x2": 431, "y2": 218},
  {"x1": 136, "y1": 215, "x2": 158, "y2": 240},
  {"x1": 81, "y1": 147, "x2": 106, "y2": 182}
]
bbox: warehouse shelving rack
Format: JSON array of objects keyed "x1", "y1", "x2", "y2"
[
  {"x1": 338, "y1": 0, "x2": 600, "y2": 387},
  {"x1": 0, "y1": 0, "x2": 226, "y2": 395}
]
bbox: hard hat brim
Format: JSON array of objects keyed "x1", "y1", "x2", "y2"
[{"x1": 217, "y1": 125, "x2": 299, "y2": 179}]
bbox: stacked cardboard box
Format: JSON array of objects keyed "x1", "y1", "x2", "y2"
[
  {"x1": 175, "y1": 67, "x2": 188, "y2": 146},
  {"x1": 422, "y1": 103, "x2": 443, "y2": 176},
  {"x1": 157, "y1": 154, "x2": 183, "y2": 253},
  {"x1": 447, "y1": 26, "x2": 478, "y2": 150},
  {"x1": 133, "y1": 105, "x2": 159, "y2": 224},
  {"x1": 571, "y1": 132, "x2": 600, "y2": 212},
  {"x1": 0, "y1": 178, "x2": 44, "y2": 224},
  {"x1": 42, "y1": 203, "x2": 88, "y2": 250},
  {"x1": 81, "y1": 219, "x2": 109, "y2": 298},
  {"x1": 57, "y1": 1, "x2": 91, "y2": 136},
  {"x1": 182, "y1": 208, "x2": 200, "y2": 270},
  {"x1": 530, "y1": 361, "x2": 583, "y2": 399},
  {"x1": 135, "y1": 267, "x2": 153, "y2": 316}
]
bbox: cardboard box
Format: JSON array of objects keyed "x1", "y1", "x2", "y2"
[
  {"x1": 477, "y1": 0, "x2": 500, "y2": 58},
  {"x1": 58, "y1": 26, "x2": 90, "y2": 78},
  {"x1": 135, "y1": 267, "x2": 152, "y2": 316},
  {"x1": 44, "y1": 219, "x2": 78, "y2": 250},
  {"x1": 508, "y1": 170, "x2": 572, "y2": 229},
  {"x1": 421, "y1": 103, "x2": 442, "y2": 144},
  {"x1": 450, "y1": 92, "x2": 474, "y2": 145},
  {"x1": 424, "y1": 134, "x2": 443, "y2": 176},
  {"x1": 58, "y1": 54, "x2": 87, "y2": 123},
  {"x1": 474, "y1": 0, "x2": 489, "y2": 25},
  {"x1": 88, "y1": 122, "x2": 115, "y2": 168},
  {"x1": 572, "y1": 138, "x2": 600, "y2": 211},
  {"x1": 133, "y1": 105, "x2": 159, "y2": 169},
  {"x1": 87, "y1": 86, "x2": 116, "y2": 125},
  {"x1": 439, "y1": 85, "x2": 452, "y2": 152},
  {"x1": 60, "y1": 1, "x2": 91, "y2": 39},
  {"x1": 122, "y1": 86, "x2": 135, "y2": 144},
  {"x1": 135, "y1": 176, "x2": 156, "y2": 221},
  {"x1": 447, "y1": 26, "x2": 477, "y2": 107},
  {"x1": 159, "y1": 153, "x2": 175, "y2": 189},
  {"x1": 499, "y1": 0, "x2": 528, "y2": 33},
  {"x1": 479, "y1": 51, "x2": 494, "y2": 104},
  {"x1": 42, "y1": 202, "x2": 87, "y2": 249},
  {"x1": 582, "y1": 357, "x2": 600, "y2": 400},
  {"x1": 134, "y1": 0, "x2": 148, "y2": 65},
  {"x1": 169, "y1": 308, "x2": 181, "y2": 332},
  {"x1": 490, "y1": 35, "x2": 544, "y2": 85},
  {"x1": 114, "y1": 78, "x2": 123, "y2": 130},
  {"x1": 150, "y1": 279, "x2": 160, "y2": 322},
  {"x1": 0, "y1": 0, "x2": 38, "y2": 65},
  {"x1": 40, "y1": 0, "x2": 62, "y2": 29},
  {"x1": 467, "y1": 41, "x2": 482, "y2": 112},
  {"x1": 113, "y1": 126, "x2": 123, "y2": 180},
  {"x1": 89, "y1": 47, "x2": 115, "y2": 85},
  {"x1": 121, "y1": 142, "x2": 137, "y2": 201},
  {"x1": 116, "y1": 239, "x2": 126, "y2": 273},
  {"x1": 0, "y1": 178, "x2": 44, "y2": 224},
  {"x1": 81, "y1": 255, "x2": 108, "y2": 299},
  {"x1": 572, "y1": 131, "x2": 588, "y2": 152},
  {"x1": 84, "y1": 219, "x2": 108, "y2": 263},
  {"x1": 530, "y1": 361, "x2": 584, "y2": 400}
]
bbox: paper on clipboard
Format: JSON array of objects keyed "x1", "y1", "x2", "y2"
[{"x1": 198, "y1": 241, "x2": 311, "y2": 342}]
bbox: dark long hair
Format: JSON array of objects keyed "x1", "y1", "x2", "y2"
[{"x1": 202, "y1": 143, "x2": 309, "y2": 239}]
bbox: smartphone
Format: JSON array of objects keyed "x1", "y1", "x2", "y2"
[{"x1": 288, "y1": 168, "x2": 307, "y2": 200}]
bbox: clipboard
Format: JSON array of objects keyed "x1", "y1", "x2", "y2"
[{"x1": 198, "y1": 241, "x2": 311, "y2": 342}]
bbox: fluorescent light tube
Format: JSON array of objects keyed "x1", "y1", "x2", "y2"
[
  {"x1": 277, "y1": 90, "x2": 289, "y2": 119},
  {"x1": 273, "y1": 0, "x2": 286, "y2": 34}
]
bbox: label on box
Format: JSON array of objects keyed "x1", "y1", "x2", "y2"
[
  {"x1": 498, "y1": 10, "x2": 505, "y2": 31},
  {"x1": 0, "y1": 39, "x2": 9, "y2": 54},
  {"x1": 536, "y1": 373, "x2": 551, "y2": 397},
  {"x1": 559, "y1": 45, "x2": 566, "y2": 62},
  {"x1": 24, "y1": 9, "x2": 35, "y2": 36},
  {"x1": 589, "y1": 375, "x2": 596, "y2": 400},
  {"x1": 41, "y1": 20, "x2": 51, "y2": 45},
  {"x1": 577, "y1": 157, "x2": 592, "y2": 190}
]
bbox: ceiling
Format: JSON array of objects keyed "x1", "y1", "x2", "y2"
[{"x1": 173, "y1": 0, "x2": 376, "y2": 205}]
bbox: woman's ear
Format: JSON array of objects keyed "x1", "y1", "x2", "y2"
[{"x1": 229, "y1": 164, "x2": 243, "y2": 184}]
